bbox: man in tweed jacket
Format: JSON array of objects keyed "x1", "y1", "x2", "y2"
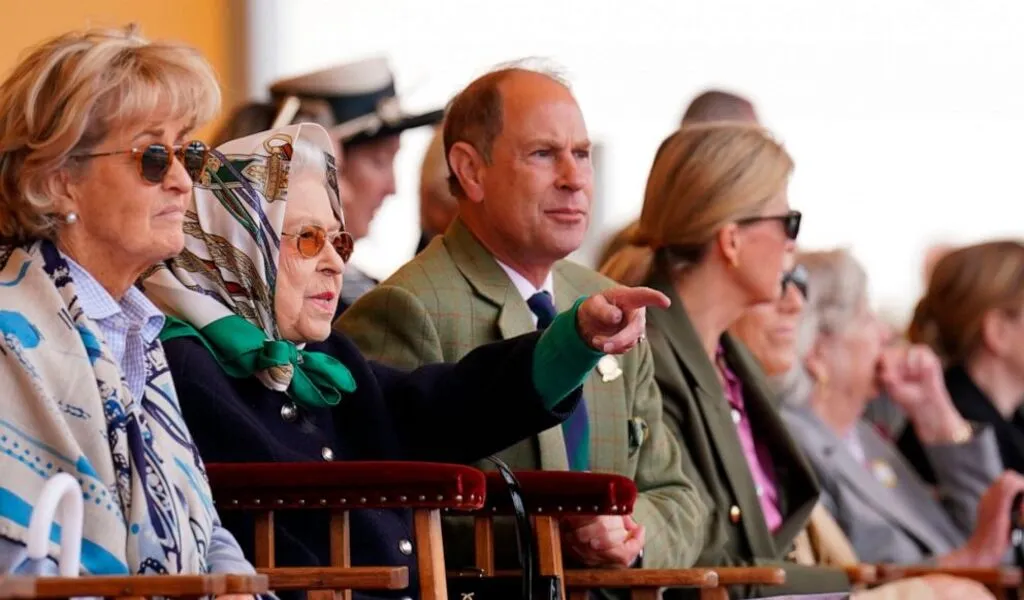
[{"x1": 338, "y1": 66, "x2": 707, "y2": 570}]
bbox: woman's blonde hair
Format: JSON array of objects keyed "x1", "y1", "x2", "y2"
[
  {"x1": 599, "y1": 122, "x2": 793, "y2": 286},
  {"x1": 0, "y1": 25, "x2": 221, "y2": 243},
  {"x1": 908, "y1": 240, "x2": 1024, "y2": 364},
  {"x1": 419, "y1": 126, "x2": 457, "y2": 219}
]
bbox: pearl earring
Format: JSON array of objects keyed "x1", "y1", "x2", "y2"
[{"x1": 64, "y1": 212, "x2": 78, "y2": 225}]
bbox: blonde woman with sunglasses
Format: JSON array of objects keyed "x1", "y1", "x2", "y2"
[
  {"x1": 0, "y1": 25, "x2": 263, "y2": 592},
  {"x1": 728, "y1": 268, "x2": 995, "y2": 600},
  {"x1": 142, "y1": 122, "x2": 669, "y2": 600},
  {"x1": 599, "y1": 123, "x2": 845, "y2": 598}
]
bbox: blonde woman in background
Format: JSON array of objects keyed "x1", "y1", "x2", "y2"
[
  {"x1": 900, "y1": 241, "x2": 1024, "y2": 481},
  {"x1": 778, "y1": 249, "x2": 1024, "y2": 568},
  {"x1": 600, "y1": 122, "x2": 850, "y2": 598},
  {"x1": 0, "y1": 26, "x2": 257, "y2": 589},
  {"x1": 731, "y1": 266, "x2": 995, "y2": 600},
  {"x1": 415, "y1": 125, "x2": 458, "y2": 254}
]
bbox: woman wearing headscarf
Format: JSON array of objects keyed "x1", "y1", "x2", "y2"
[
  {"x1": 0, "y1": 25, "x2": 256, "y2": 585},
  {"x1": 142, "y1": 122, "x2": 666, "y2": 599}
]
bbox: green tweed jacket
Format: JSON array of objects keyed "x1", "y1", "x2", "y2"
[
  {"x1": 337, "y1": 218, "x2": 708, "y2": 569},
  {"x1": 644, "y1": 267, "x2": 851, "y2": 598}
]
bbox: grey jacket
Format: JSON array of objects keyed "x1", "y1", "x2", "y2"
[{"x1": 782, "y1": 405, "x2": 1002, "y2": 564}]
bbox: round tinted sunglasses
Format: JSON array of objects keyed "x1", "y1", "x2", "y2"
[
  {"x1": 781, "y1": 264, "x2": 809, "y2": 299},
  {"x1": 737, "y1": 210, "x2": 802, "y2": 241},
  {"x1": 282, "y1": 225, "x2": 354, "y2": 263},
  {"x1": 73, "y1": 140, "x2": 208, "y2": 184}
]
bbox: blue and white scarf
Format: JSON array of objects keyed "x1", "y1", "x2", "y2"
[{"x1": 0, "y1": 240, "x2": 215, "y2": 575}]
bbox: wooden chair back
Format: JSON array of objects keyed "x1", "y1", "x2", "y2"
[
  {"x1": 474, "y1": 470, "x2": 791, "y2": 599},
  {"x1": 208, "y1": 460, "x2": 487, "y2": 600},
  {"x1": 0, "y1": 573, "x2": 267, "y2": 599}
]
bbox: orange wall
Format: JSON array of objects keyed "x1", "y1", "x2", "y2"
[{"x1": 0, "y1": 0, "x2": 247, "y2": 141}]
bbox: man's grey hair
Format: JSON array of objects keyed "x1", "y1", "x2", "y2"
[{"x1": 773, "y1": 248, "x2": 870, "y2": 406}]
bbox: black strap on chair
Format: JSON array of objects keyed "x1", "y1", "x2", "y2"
[{"x1": 447, "y1": 456, "x2": 561, "y2": 600}]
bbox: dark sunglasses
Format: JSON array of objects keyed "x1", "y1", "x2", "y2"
[
  {"x1": 73, "y1": 140, "x2": 208, "y2": 184},
  {"x1": 737, "y1": 210, "x2": 802, "y2": 241},
  {"x1": 282, "y1": 225, "x2": 354, "y2": 263},
  {"x1": 781, "y1": 264, "x2": 809, "y2": 299}
]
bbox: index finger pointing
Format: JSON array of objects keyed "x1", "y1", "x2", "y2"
[{"x1": 604, "y1": 287, "x2": 671, "y2": 313}]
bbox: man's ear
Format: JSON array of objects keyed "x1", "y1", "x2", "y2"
[{"x1": 447, "y1": 141, "x2": 486, "y2": 204}]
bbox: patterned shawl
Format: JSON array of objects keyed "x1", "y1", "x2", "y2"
[
  {"x1": 141, "y1": 123, "x2": 355, "y2": 409},
  {"x1": 0, "y1": 241, "x2": 215, "y2": 575}
]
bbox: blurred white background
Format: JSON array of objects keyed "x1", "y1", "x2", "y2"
[{"x1": 247, "y1": 0, "x2": 1024, "y2": 324}]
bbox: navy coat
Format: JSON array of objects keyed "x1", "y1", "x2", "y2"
[{"x1": 164, "y1": 330, "x2": 580, "y2": 600}]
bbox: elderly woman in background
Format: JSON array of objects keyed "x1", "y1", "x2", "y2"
[
  {"x1": 730, "y1": 268, "x2": 996, "y2": 600},
  {"x1": 900, "y1": 241, "x2": 1024, "y2": 481},
  {"x1": 778, "y1": 248, "x2": 1024, "y2": 567},
  {"x1": 0, "y1": 26, "x2": 257, "y2": 582},
  {"x1": 600, "y1": 122, "x2": 849, "y2": 598},
  {"x1": 142, "y1": 122, "x2": 665, "y2": 599}
]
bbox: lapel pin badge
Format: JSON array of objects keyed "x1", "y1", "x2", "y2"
[
  {"x1": 597, "y1": 355, "x2": 623, "y2": 383},
  {"x1": 869, "y1": 458, "x2": 898, "y2": 488}
]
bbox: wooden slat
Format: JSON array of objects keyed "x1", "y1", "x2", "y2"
[
  {"x1": 711, "y1": 567, "x2": 786, "y2": 585},
  {"x1": 254, "y1": 510, "x2": 275, "y2": 568},
  {"x1": 257, "y1": 566, "x2": 408, "y2": 591},
  {"x1": 473, "y1": 516, "x2": 495, "y2": 575},
  {"x1": 844, "y1": 563, "x2": 878, "y2": 585},
  {"x1": 222, "y1": 574, "x2": 269, "y2": 595},
  {"x1": 32, "y1": 574, "x2": 228, "y2": 598},
  {"x1": 0, "y1": 576, "x2": 36, "y2": 599},
  {"x1": 532, "y1": 516, "x2": 566, "y2": 600},
  {"x1": 329, "y1": 509, "x2": 352, "y2": 600},
  {"x1": 877, "y1": 566, "x2": 1022, "y2": 587},
  {"x1": 414, "y1": 509, "x2": 448, "y2": 600},
  {"x1": 697, "y1": 567, "x2": 787, "y2": 600},
  {"x1": 564, "y1": 568, "x2": 719, "y2": 588}
]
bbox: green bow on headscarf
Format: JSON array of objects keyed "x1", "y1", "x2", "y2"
[{"x1": 161, "y1": 314, "x2": 356, "y2": 409}]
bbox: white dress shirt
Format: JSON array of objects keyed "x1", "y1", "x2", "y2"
[{"x1": 495, "y1": 259, "x2": 554, "y2": 327}]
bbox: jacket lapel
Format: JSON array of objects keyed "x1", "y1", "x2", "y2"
[
  {"x1": 722, "y1": 338, "x2": 819, "y2": 550},
  {"x1": 445, "y1": 219, "x2": 535, "y2": 340},
  {"x1": 855, "y1": 422, "x2": 963, "y2": 550},
  {"x1": 786, "y1": 407, "x2": 953, "y2": 552},
  {"x1": 646, "y1": 271, "x2": 776, "y2": 556},
  {"x1": 445, "y1": 219, "x2": 568, "y2": 470}
]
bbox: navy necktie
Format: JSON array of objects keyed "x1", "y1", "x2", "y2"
[{"x1": 527, "y1": 291, "x2": 590, "y2": 471}]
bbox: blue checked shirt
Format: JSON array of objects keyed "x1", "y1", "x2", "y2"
[{"x1": 65, "y1": 257, "x2": 164, "y2": 401}]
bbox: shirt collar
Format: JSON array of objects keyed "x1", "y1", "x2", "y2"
[
  {"x1": 494, "y1": 259, "x2": 555, "y2": 302},
  {"x1": 716, "y1": 344, "x2": 744, "y2": 410},
  {"x1": 64, "y1": 254, "x2": 166, "y2": 344}
]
